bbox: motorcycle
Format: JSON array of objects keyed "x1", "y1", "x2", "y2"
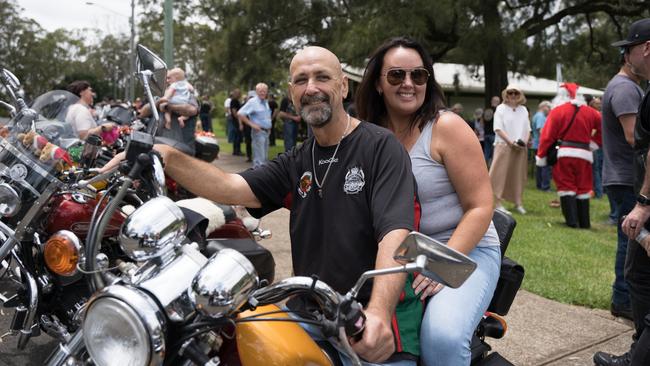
[{"x1": 0, "y1": 70, "x2": 124, "y2": 349}]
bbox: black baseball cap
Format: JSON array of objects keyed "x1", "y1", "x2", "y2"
[{"x1": 612, "y1": 18, "x2": 650, "y2": 47}]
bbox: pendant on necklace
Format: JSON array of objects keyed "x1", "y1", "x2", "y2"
[{"x1": 318, "y1": 188, "x2": 323, "y2": 198}]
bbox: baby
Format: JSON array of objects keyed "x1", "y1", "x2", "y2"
[{"x1": 159, "y1": 67, "x2": 194, "y2": 129}]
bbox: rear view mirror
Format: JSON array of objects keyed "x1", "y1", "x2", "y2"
[
  {"x1": 1, "y1": 69, "x2": 21, "y2": 91},
  {"x1": 394, "y1": 231, "x2": 476, "y2": 288},
  {"x1": 136, "y1": 44, "x2": 167, "y2": 97}
]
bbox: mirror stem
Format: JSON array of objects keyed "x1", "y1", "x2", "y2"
[
  {"x1": 140, "y1": 71, "x2": 160, "y2": 136},
  {"x1": 346, "y1": 258, "x2": 424, "y2": 300}
]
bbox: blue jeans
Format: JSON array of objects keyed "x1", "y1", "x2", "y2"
[
  {"x1": 251, "y1": 129, "x2": 269, "y2": 168},
  {"x1": 483, "y1": 134, "x2": 495, "y2": 164},
  {"x1": 605, "y1": 185, "x2": 636, "y2": 307},
  {"x1": 536, "y1": 165, "x2": 551, "y2": 191},
  {"x1": 592, "y1": 150, "x2": 604, "y2": 198},
  {"x1": 420, "y1": 245, "x2": 501, "y2": 366},
  {"x1": 284, "y1": 120, "x2": 298, "y2": 152}
]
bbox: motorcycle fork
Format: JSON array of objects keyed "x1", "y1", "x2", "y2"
[{"x1": 5, "y1": 243, "x2": 41, "y2": 349}]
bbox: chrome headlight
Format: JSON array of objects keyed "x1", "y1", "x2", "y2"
[
  {"x1": 0, "y1": 183, "x2": 20, "y2": 217},
  {"x1": 119, "y1": 196, "x2": 186, "y2": 261},
  {"x1": 82, "y1": 285, "x2": 165, "y2": 366},
  {"x1": 190, "y1": 248, "x2": 258, "y2": 317}
]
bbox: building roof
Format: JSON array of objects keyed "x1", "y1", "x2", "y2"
[{"x1": 342, "y1": 63, "x2": 604, "y2": 97}]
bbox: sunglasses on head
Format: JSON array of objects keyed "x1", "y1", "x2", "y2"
[
  {"x1": 506, "y1": 90, "x2": 520, "y2": 96},
  {"x1": 383, "y1": 68, "x2": 430, "y2": 86}
]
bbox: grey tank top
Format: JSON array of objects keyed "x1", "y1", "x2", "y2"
[{"x1": 410, "y1": 119, "x2": 500, "y2": 247}]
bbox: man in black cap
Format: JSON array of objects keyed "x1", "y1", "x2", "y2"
[{"x1": 594, "y1": 18, "x2": 650, "y2": 366}]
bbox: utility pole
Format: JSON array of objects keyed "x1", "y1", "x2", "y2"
[
  {"x1": 164, "y1": 0, "x2": 174, "y2": 67},
  {"x1": 129, "y1": 0, "x2": 136, "y2": 102}
]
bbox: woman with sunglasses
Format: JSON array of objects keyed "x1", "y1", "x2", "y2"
[
  {"x1": 489, "y1": 85, "x2": 531, "y2": 215},
  {"x1": 356, "y1": 37, "x2": 501, "y2": 366}
]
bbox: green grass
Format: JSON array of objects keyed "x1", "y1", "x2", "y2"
[
  {"x1": 211, "y1": 117, "x2": 286, "y2": 158},
  {"x1": 506, "y1": 179, "x2": 617, "y2": 309}
]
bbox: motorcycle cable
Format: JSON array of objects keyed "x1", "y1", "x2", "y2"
[{"x1": 83, "y1": 180, "x2": 120, "y2": 291}]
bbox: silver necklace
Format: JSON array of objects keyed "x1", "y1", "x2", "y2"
[{"x1": 311, "y1": 114, "x2": 351, "y2": 198}]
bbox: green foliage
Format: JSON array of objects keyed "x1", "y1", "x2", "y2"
[{"x1": 507, "y1": 179, "x2": 616, "y2": 309}]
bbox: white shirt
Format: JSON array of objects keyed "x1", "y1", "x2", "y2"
[
  {"x1": 493, "y1": 104, "x2": 531, "y2": 144},
  {"x1": 224, "y1": 97, "x2": 232, "y2": 117},
  {"x1": 65, "y1": 103, "x2": 96, "y2": 136}
]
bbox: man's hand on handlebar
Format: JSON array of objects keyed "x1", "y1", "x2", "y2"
[{"x1": 350, "y1": 307, "x2": 395, "y2": 363}]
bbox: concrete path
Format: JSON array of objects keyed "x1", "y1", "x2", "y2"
[{"x1": 217, "y1": 151, "x2": 635, "y2": 366}]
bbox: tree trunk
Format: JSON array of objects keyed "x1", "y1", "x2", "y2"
[{"x1": 481, "y1": 0, "x2": 509, "y2": 107}]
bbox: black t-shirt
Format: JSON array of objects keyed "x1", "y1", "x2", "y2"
[
  {"x1": 200, "y1": 101, "x2": 211, "y2": 114},
  {"x1": 269, "y1": 100, "x2": 278, "y2": 120},
  {"x1": 634, "y1": 86, "x2": 650, "y2": 192},
  {"x1": 239, "y1": 122, "x2": 415, "y2": 302},
  {"x1": 279, "y1": 97, "x2": 297, "y2": 122},
  {"x1": 483, "y1": 107, "x2": 495, "y2": 135},
  {"x1": 230, "y1": 98, "x2": 241, "y2": 114}
]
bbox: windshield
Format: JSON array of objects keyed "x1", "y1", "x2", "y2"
[{"x1": 0, "y1": 91, "x2": 80, "y2": 182}]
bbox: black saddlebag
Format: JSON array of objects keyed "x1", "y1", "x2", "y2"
[
  {"x1": 205, "y1": 238, "x2": 275, "y2": 285},
  {"x1": 487, "y1": 256, "x2": 524, "y2": 316}
]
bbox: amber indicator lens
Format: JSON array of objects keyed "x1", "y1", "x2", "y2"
[{"x1": 44, "y1": 232, "x2": 80, "y2": 276}]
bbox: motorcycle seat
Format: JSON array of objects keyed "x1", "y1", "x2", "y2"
[{"x1": 492, "y1": 209, "x2": 516, "y2": 258}]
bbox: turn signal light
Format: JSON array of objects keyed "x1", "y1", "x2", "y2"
[{"x1": 44, "y1": 231, "x2": 81, "y2": 276}]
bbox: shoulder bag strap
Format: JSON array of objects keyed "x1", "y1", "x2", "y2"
[{"x1": 558, "y1": 105, "x2": 580, "y2": 141}]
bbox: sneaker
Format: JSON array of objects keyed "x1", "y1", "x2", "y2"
[
  {"x1": 593, "y1": 351, "x2": 631, "y2": 366},
  {"x1": 495, "y1": 205, "x2": 512, "y2": 215},
  {"x1": 515, "y1": 205, "x2": 527, "y2": 214},
  {"x1": 611, "y1": 303, "x2": 633, "y2": 321}
]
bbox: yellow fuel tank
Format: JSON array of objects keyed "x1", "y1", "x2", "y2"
[{"x1": 236, "y1": 304, "x2": 333, "y2": 366}]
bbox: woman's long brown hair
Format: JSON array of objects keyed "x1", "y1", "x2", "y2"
[{"x1": 355, "y1": 37, "x2": 447, "y2": 131}]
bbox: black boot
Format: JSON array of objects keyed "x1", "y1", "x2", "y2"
[
  {"x1": 560, "y1": 195, "x2": 578, "y2": 228},
  {"x1": 577, "y1": 198, "x2": 590, "y2": 229},
  {"x1": 593, "y1": 351, "x2": 630, "y2": 366}
]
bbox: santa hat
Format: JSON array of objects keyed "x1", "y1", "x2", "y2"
[{"x1": 561, "y1": 83, "x2": 579, "y2": 99}]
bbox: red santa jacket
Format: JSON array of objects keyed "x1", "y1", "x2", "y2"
[{"x1": 536, "y1": 102, "x2": 602, "y2": 164}]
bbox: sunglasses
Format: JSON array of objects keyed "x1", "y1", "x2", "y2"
[
  {"x1": 506, "y1": 90, "x2": 520, "y2": 96},
  {"x1": 383, "y1": 68, "x2": 430, "y2": 86}
]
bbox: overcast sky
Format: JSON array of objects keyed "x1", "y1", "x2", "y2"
[{"x1": 18, "y1": 0, "x2": 138, "y2": 36}]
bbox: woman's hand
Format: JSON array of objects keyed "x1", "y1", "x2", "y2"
[{"x1": 412, "y1": 273, "x2": 444, "y2": 300}]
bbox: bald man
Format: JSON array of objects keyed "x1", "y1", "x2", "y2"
[
  {"x1": 238, "y1": 83, "x2": 272, "y2": 168},
  {"x1": 156, "y1": 46, "x2": 416, "y2": 364}
]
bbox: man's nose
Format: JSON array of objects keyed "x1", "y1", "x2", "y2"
[{"x1": 305, "y1": 79, "x2": 321, "y2": 94}]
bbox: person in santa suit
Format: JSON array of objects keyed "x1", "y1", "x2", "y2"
[{"x1": 536, "y1": 82, "x2": 602, "y2": 228}]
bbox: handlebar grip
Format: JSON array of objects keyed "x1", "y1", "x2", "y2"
[
  {"x1": 128, "y1": 153, "x2": 151, "y2": 179},
  {"x1": 342, "y1": 301, "x2": 366, "y2": 342}
]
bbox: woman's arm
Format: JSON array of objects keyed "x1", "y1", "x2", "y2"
[{"x1": 431, "y1": 113, "x2": 494, "y2": 255}]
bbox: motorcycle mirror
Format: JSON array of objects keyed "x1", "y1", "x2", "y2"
[
  {"x1": 1, "y1": 68, "x2": 21, "y2": 91},
  {"x1": 393, "y1": 231, "x2": 476, "y2": 289},
  {"x1": 136, "y1": 44, "x2": 167, "y2": 97}
]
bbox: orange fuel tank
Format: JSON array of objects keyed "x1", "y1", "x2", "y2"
[{"x1": 236, "y1": 304, "x2": 333, "y2": 366}]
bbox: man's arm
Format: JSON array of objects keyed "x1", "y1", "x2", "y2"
[
  {"x1": 352, "y1": 229, "x2": 409, "y2": 363},
  {"x1": 619, "y1": 113, "x2": 637, "y2": 147},
  {"x1": 237, "y1": 112, "x2": 260, "y2": 131},
  {"x1": 155, "y1": 145, "x2": 260, "y2": 207},
  {"x1": 623, "y1": 149, "x2": 650, "y2": 239}
]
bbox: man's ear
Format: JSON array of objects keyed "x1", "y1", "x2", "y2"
[
  {"x1": 288, "y1": 83, "x2": 297, "y2": 106},
  {"x1": 341, "y1": 75, "x2": 349, "y2": 99}
]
